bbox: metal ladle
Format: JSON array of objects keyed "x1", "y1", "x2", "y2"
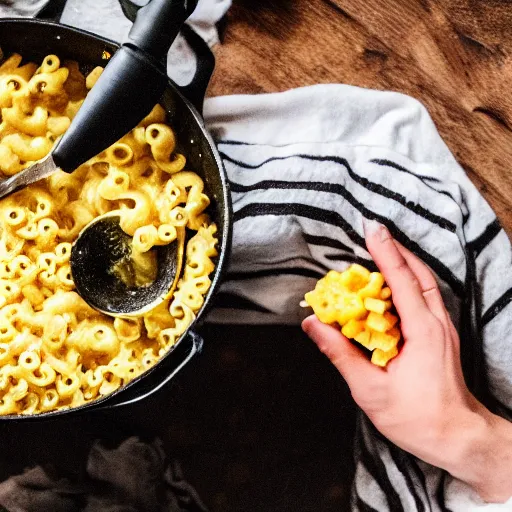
[
  {"x1": 70, "y1": 213, "x2": 185, "y2": 317},
  {"x1": 0, "y1": 0, "x2": 198, "y2": 315}
]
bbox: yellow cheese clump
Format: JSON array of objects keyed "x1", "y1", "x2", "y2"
[{"x1": 304, "y1": 265, "x2": 401, "y2": 367}]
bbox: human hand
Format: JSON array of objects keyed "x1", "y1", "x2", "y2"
[{"x1": 302, "y1": 220, "x2": 512, "y2": 503}]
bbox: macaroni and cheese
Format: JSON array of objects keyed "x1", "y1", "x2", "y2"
[
  {"x1": 304, "y1": 265, "x2": 401, "y2": 367},
  {"x1": 0, "y1": 53, "x2": 218, "y2": 415}
]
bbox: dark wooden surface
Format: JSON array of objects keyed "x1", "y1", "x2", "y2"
[{"x1": 209, "y1": 0, "x2": 512, "y2": 236}]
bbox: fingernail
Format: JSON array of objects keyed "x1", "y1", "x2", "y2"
[{"x1": 362, "y1": 219, "x2": 390, "y2": 243}]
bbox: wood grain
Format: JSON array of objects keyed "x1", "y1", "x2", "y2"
[{"x1": 208, "y1": 0, "x2": 512, "y2": 236}]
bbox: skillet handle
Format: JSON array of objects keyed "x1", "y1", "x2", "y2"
[
  {"x1": 108, "y1": 331, "x2": 204, "y2": 408},
  {"x1": 118, "y1": 0, "x2": 215, "y2": 114},
  {"x1": 179, "y1": 24, "x2": 215, "y2": 115}
]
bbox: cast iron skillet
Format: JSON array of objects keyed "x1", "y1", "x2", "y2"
[{"x1": 0, "y1": 14, "x2": 232, "y2": 420}]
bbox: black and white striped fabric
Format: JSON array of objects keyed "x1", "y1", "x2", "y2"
[{"x1": 204, "y1": 85, "x2": 512, "y2": 511}]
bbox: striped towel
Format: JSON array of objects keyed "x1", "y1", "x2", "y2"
[
  {"x1": 204, "y1": 86, "x2": 512, "y2": 511},
  {"x1": 2, "y1": 0, "x2": 512, "y2": 510}
]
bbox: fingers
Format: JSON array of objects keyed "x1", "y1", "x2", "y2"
[
  {"x1": 302, "y1": 315, "x2": 384, "y2": 388},
  {"x1": 393, "y1": 240, "x2": 449, "y2": 325},
  {"x1": 363, "y1": 220, "x2": 430, "y2": 320}
]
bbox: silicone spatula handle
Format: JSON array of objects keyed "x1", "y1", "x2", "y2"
[
  {"x1": 52, "y1": 47, "x2": 167, "y2": 173},
  {"x1": 52, "y1": 0, "x2": 198, "y2": 173}
]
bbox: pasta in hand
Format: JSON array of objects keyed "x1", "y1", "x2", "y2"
[
  {"x1": 304, "y1": 265, "x2": 401, "y2": 367},
  {"x1": 0, "y1": 53, "x2": 218, "y2": 415}
]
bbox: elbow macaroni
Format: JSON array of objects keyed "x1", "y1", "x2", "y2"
[
  {"x1": 0, "y1": 53, "x2": 218, "y2": 415},
  {"x1": 304, "y1": 265, "x2": 401, "y2": 367}
]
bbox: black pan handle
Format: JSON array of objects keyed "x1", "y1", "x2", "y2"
[
  {"x1": 118, "y1": 0, "x2": 215, "y2": 114},
  {"x1": 109, "y1": 331, "x2": 204, "y2": 408},
  {"x1": 52, "y1": 0, "x2": 198, "y2": 173},
  {"x1": 52, "y1": 45, "x2": 167, "y2": 173}
]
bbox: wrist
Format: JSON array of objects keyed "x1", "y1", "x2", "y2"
[{"x1": 441, "y1": 407, "x2": 512, "y2": 503}]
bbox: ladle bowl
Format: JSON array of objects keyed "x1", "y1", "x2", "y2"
[{"x1": 70, "y1": 213, "x2": 184, "y2": 317}]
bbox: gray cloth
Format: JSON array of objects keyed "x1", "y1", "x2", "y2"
[
  {"x1": 0, "y1": 0, "x2": 50, "y2": 17},
  {"x1": 0, "y1": 437, "x2": 208, "y2": 512}
]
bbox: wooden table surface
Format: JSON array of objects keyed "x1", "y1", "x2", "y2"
[{"x1": 208, "y1": 0, "x2": 512, "y2": 237}]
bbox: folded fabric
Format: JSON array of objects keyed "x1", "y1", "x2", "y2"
[
  {"x1": 203, "y1": 84, "x2": 512, "y2": 511},
  {"x1": 0, "y1": 437, "x2": 208, "y2": 512}
]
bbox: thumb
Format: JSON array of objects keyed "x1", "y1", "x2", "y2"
[{"x1": 302, "y1": 315, "x2": 383, "y2": 388}]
